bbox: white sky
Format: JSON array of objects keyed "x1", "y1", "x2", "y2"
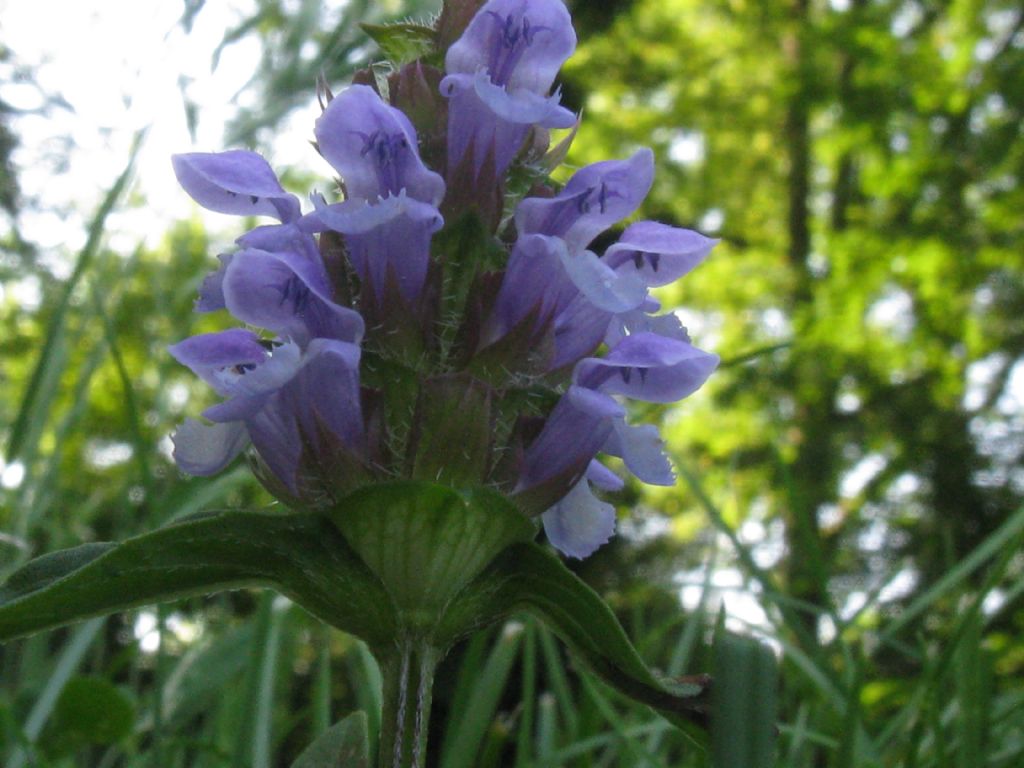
[{"x1": 0, "y1": 0, "x2": 325, "y2": 262}]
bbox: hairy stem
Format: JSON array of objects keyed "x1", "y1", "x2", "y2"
[{"x1": 377, "y1": 638, "x2": 440, "y2": 768}]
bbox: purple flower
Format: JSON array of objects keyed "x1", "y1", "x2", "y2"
[
  {"x1": 482, "y1": 151, "x2": 656, "y2": 369},
  {"x1": 172, "y1": 149, "x2": 361, "y2": 344},
  {"x1": 169, "y1": 329, "x2": 363, "y2": 492},
  {"x1": 604, "y1": 221, "x2": 718, "y2": 287},
  {"x1": 173, "y1": 150, "x2": 301, "y2": 223},
  {"x1": 314, "y1": 84, "x2": 445, "y2": 206},
  {"x1": 575, "y1": 332, "x2": 719, "y2": 404},
  {"x1": 308, "y1": 85, "x2": 445, "y2": 309},
  {"x1": 221, "y1": 246, "x2": 364, "y2": 346},
  {"x1": 441, "y1": 0, "x2": 576, "y2": 179},
  {"x1": 516, "y1": 148, "x2": 654, "y2": 250},
  {"x1": 306, "y1": 191, "x2": 443, "y2": 307},
  {"x1": 541, "y1": 478, "x2": 616, "y2": 560},
  {"x1": 168, "y1": 1, "x2": 720, "y2": 563}
]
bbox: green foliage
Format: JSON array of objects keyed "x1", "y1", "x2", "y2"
[
  {"x1": 360, "y1": 22, "x2": 438, "y2": 66},
  {"x1": 291, "y1": 711, "x2": 370, "y2": 768},
  {"x1": 42, "y1": 676, "x2": 135, "y2": 757}
]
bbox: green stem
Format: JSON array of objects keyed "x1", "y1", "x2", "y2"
[{"x1": 377, "y1": 638, "x2": 440, "y2": 768}]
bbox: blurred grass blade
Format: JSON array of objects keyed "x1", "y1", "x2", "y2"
[
  {"x1": 440, "y1": 623, "x2": 523, "y2": 768},
  {"x1": 346, "y1": 639, "x2": 383, "y2": 753},
  {"x1": 880, "y1": 504, "x2": 1024, "y2": 642},
  {"x1": 313, "y1": 627, "x2": 332, "y2": 736},
  {"x1": 5, "y1": 133, "x2": 143, "y2": 464},
  {"x1": 712, "y1": 620, "x2": 777, "y2": 768},
  {"x1": 956, "y1": 612, "x2": 991, "y2": 768},
  {"x1": 6, "y1": 617, "x2": 104, "y2": 768},
  {"x1": 251, "y1": 594, "x2": 284, "y2": 768}
]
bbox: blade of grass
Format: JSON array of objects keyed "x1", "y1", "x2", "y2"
[
  {"x1": 537, "y1": 624, "x2": 579, "y2": 738},
  {"x1": 879, "y1": 504, "x2": 1024, "y2": 643},
  {"x1": 440, "y1": 623, "x2": 523, "y2": 768},
  {"x1": 313, "y1": 626, "x2": 332, "y2": 736},
  {"x1": 345, "y1": 639, "x2": 382, "y2": 754},
  {"x1": 5, "y1": 133, "x2": 143, "y2": 465},
  {"x1": 515, "y1": 618, "x2": 537, "y2": 768}
]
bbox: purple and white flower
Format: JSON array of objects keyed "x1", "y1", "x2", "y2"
[
  {"x1": 441, "y1": 0, "x2": 577, "y2": 179},
  {"x1": 168, "y1": 0, "x2": 718, "y2": 560}
]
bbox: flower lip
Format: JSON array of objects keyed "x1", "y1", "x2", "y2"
[
  {"x1": 172, "y1": 151, "x2": 300, "y2": 222},
  {"x1": 604, "y1": 221, "x2": 718, "y2": 288},
  {"x1": 574, "y1": 332, "x2": 720, "y2": 403},
  {"x1": 515, "y1": 149, "x2": 655, "y2": 251},
  {"x1": 445, "y1": 0, "x2": 577, "y2": 94},
  {"x1": 314, "y1": 84, "x2": 445, "y2": 207}
]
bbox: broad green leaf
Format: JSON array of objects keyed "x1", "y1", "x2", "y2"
[
  {"x1": 360, "y1": 22, "x2": 436, "y2": 66},
  {"x1": 440, "y1": 542, "x2": 711, "y2": 742},
  {"x1": 0, "y1": 510, "x2": 395, "y2": 645},
  {"x1": 328, "y1": 481, "x2": 536, "y2": 629},
  {"x1": 291, "y1": 711, "x2": 370, "y2": 768},
  {"x1": 42, "y1": 676, "x2": 134, "y2": 757}
]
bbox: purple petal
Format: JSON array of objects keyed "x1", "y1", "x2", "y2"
[
  {"x1": 558, "y1": 248, "x2": 647, "y2": 313},
  {"x1": 168, "y1": 329, "x2": 267, "y2": 394},
  {"x1": 171, "y1": 419, "x2": 249, "y2": 476},
  {"x1": 605, "y1": 308, "x2": 689, "y2": 347},
  {"x1": 604, "y1": 419, "x2": 675, "y2": 486},
  {"x1": 551, "y1": 294, "x2": 611, "y2": 370},
  {"x1": 575, "y1": 332, "x2": 719, "y2": 403},
  {"x1": 195, "y1": 254, "x2": 231, "y2": 313},
  {"x1": 246, "y1": 339, "x2": 365, "y2": 492},
  {"x1": 445, "y1": 0, "x2": 576, "y2": 93},
  {"x1": 472, "y1": 71, "x2": 576, "y2": 126},
  {"x1": 515, "y1": 149, "x2": 654, "y2": 251},
  {"x1": 172, "y1": 151, "x2": 300, "y2": 222},
  {"x1": 222, "y1": 249, "x2": 364, "y2": 345},
  {"x1": 283, "y1": 339, "x2": 365, "y2": 454},
  {"x1": 202, "y1": 394, "x2": 270, "y2": 423},
  {"x1": 441, "y1": 71, "x2": 575, "y2": 181},
  {"x1": 246, "y1": 399, "x2": 303, "y2": 493},
  {"x1": 604, "y1": 221, "x2": 717, "y2": 287},
  {"x1": 517, "y1": 385, "x2": 623, "y2": 491},
  {"x1": 441, "y1": 73, "x2": 530, "y2": 180},
  {"x1": 587, "y1": 460, "x2": 624, "y2": 492},
  {"x1": 314, "y1": 84, "x2": 445, "y2": 205},
  {"x1": 312, "y1": 194, "x2": 442, "y2": 305},
  {"x1": 542, "y1": 479, "x2": 616, "y2": 559},
  {"x1": 486, "y1": 234, "x2": 570, "y2": 345}
]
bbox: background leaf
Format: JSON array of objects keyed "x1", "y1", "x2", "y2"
[{"x1": 291, "y1": 711, "x2": 370, "y2": 768}]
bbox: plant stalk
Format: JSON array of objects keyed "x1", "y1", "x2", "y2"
[{"x1": 377, "y1": 637, "x2": 440, "y2": 768}]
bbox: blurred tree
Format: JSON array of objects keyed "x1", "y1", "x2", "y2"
[{"x1": 563, "y1": 0, "x2": 1024, "y2": 751}]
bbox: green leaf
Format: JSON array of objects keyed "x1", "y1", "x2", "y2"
[
  {"x1": 291, "y1": 711, "x2": 370, "y2": 768},
  {"x1": 712, "y1": 623, "x2": 778, "y2": 768},
  {"x1": 42, "y1": 676, "x2": 134, "y2": 757},
  {"x1": 328, "y1": 481, "x2": 536, "y2": 630},
  {"x1": 0, "y1": 510, "x2": 396, "y2": 645},
  {"x1": 360, "y1": 22, "x2": 436, "y2": 66},
  {"x1": 441, "y1": 542, "x2": 711, "y2": 741}
]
